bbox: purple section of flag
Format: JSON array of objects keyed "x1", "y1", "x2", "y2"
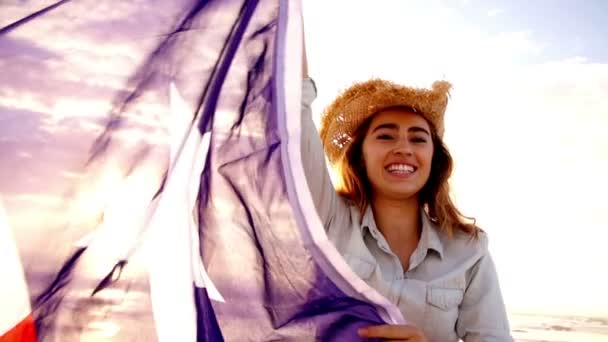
[
  {"x1": 1, "y1": 0, "x2": 389, "y2": 340},
  {"x1": 196, "y1": 1, "x2": 386, "y2": 340},
  {"x1": 194, "y1": 287, "x2": 224, "y2": 342}
]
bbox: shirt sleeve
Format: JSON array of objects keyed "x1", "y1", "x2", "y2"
[
  {"x1": 300, "y1": 78, "x2": 349, "y2": 233},
  {"x1": 456, "y1": 248, "x2": 514, "y2": 342}
]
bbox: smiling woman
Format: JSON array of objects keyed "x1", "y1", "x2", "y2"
[{"x1": 300, "y1": 35, "x2": 513, "y2": 340}]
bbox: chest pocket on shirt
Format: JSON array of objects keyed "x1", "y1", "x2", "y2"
[
  {"x1": 424, "y1": 277, "x2": 465, "y2": 341},
  {"x1": 424, "y1": 282, "x2": 465, "y2": 342},
  {"x1": 426, "y1": 287, "x2": 464, "y2": 310},
  {"x1": 426, "y1": 276, "x2": 465, "y2": 310}
]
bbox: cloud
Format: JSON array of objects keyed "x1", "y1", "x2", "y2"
[
  {"x1": 0, "y1": 36, "x2": 59, "y2": 59},
  {"x1": 6, "y1": 193, "x2": 63, "y2": 206},
  {"x1": 0, "y1": 0, "x2": 259, "y2": 201},
  {"x1": 490, "y1": 30, "x2": 544, "y2": 57},
  {"x1": 0, "y1": 0, "x2": 181, "y2": 121},
  {"x1": 0, "y1": 104, "x2": 159, "y2": 199},
  {"x1": 0, "y1": 106, "x2": 53, "y2": 142},
  {"x1": 0, "y1": 0, "x2": 243, "y2": 213},
  {"x1": 0, "y1": 24, "x2": 171, "y2": 195},
  {"x1": 487, "y1": 8, "x2": 504, "y2": 17},
  {"x1": 443, "y1": 59, "x2": 608, "y2": 315}
]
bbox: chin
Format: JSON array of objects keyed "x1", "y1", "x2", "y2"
[
  {"x1": 383, "y1": 187, "x2": 421, "y2": 201},
  {"x1": 371, "y1": 178, "x2": 425, "y2": 201}
]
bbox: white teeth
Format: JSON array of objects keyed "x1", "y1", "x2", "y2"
[{"x1": 386, "y1": 164, "x2": 415, "y2": 173}]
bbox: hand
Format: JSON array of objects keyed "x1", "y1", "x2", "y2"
[{"x1": 358, "y1": 324, "x2": 427, "y2": 341}]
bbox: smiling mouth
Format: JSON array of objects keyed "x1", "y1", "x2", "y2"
[{"x1": 385, "y1": 163, "x2": 417, "y2": 175}]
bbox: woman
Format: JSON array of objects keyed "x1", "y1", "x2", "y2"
[{"x1": 300, "y1": 50, "x2": 513, "y2": 341}]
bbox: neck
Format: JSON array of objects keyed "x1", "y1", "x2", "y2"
[{"x1": 370, "y1": 195, "x2": 422, "y2": 248}]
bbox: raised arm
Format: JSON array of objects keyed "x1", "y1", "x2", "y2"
[{"x1": 299, "y1": 36, "x2": 349, "y2": 233}]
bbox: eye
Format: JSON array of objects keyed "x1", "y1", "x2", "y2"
[
  {"x1": 377, "y1": 134, "x2": 394, "y2": 140},
  {"x1": 411, "y1": 137, "x2": 427, "y2": 143}
]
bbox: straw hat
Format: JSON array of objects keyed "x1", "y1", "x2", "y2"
[{"x1": 319, "y1": 79, "x2": 452, "y2": 165}]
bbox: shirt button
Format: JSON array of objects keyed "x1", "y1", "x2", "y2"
[{"x1": 380, "y1": 244, "x2": 392, "y2": 254}]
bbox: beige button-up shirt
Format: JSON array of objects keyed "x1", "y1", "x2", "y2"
[{"x1": 300, "y1": 78, "x2": 513, "y2": 342}]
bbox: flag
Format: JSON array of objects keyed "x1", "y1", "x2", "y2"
[
  {"x1": 0, "y1": 0, "x2": 404, "y2": 341},
  {"x1": 0, "y1": 199, "x2": 36, "y2": 342}
]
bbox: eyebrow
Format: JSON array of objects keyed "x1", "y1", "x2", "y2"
[
  {"x1": 371, "y1": 123, "x2": 399, "y2": 133},
  {"x1": 408, "y1": 126, "x2": 431, "y2": 136},
  {"x1": 371, "y1": 123, "x2": 430, "y2": 136}
]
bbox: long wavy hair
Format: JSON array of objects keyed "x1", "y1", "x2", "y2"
[{"x1": 334, "y1": 110, "x2": 479, "y2": 237}]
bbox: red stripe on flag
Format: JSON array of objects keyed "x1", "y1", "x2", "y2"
[{"x1": 0, "y1": 314, "x2": 36, "y2": 342}]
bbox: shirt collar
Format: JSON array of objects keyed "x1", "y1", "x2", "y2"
[
  {"x1": 420, "y1": 212, "x2": 444, "y2": 259},
  {"x1": 360, "y1": 206, "x2": 444, "y2": 260}
]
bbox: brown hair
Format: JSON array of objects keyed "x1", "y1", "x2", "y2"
[{"x1": 334, "y1": 112, "x2": 479, "y2": 238}]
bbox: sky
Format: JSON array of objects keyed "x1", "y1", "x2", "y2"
[
  {"x1": 303, "y1": 0, "x2": 608, "y2": 317},
  {"x1": 0, "y1": 0, "x2": 606, "y2": 320},
  {"x1": 0, "y1": 0, "x2": 185, "y2": 285}
]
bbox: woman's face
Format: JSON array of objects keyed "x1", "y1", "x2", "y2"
[{"x1": 361, "y1": 108, "x2": 434, "y2": 201}]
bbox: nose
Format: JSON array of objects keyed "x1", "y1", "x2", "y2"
[{"x1": 392, "y1": 137, "x2": 413, "y2": 156}]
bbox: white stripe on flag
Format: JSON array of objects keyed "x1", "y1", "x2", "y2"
[
  {"x1": 147, "y1": 83, "x2": 222, "y2": 342},
  {"x1": 169, "y1": 82, "x2": 223, "y2": 301},
  {"x1": 0, "y1": 198, "x2": 32, "y2": 336}
]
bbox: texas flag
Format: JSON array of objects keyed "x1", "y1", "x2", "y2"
[
  {"x1": 0, "y1": 1, "x2": 404, "y2": 340},
  {"x1": 0, "y1": 200, "x2": 36, "y2": 342}
]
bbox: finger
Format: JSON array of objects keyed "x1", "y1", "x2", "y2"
[
  {"x1": 358, "y1": 325, "x2": 417, "y2": 339},
  {"x1": 384, "y1": 332, "x2": 427, "y2": 342},
  {"x1": 385, "y1": 338, "x2": 424, "y2": 342},
  {"x1": 386, "y1": 338, "x2": 425, "y2": 342}
]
